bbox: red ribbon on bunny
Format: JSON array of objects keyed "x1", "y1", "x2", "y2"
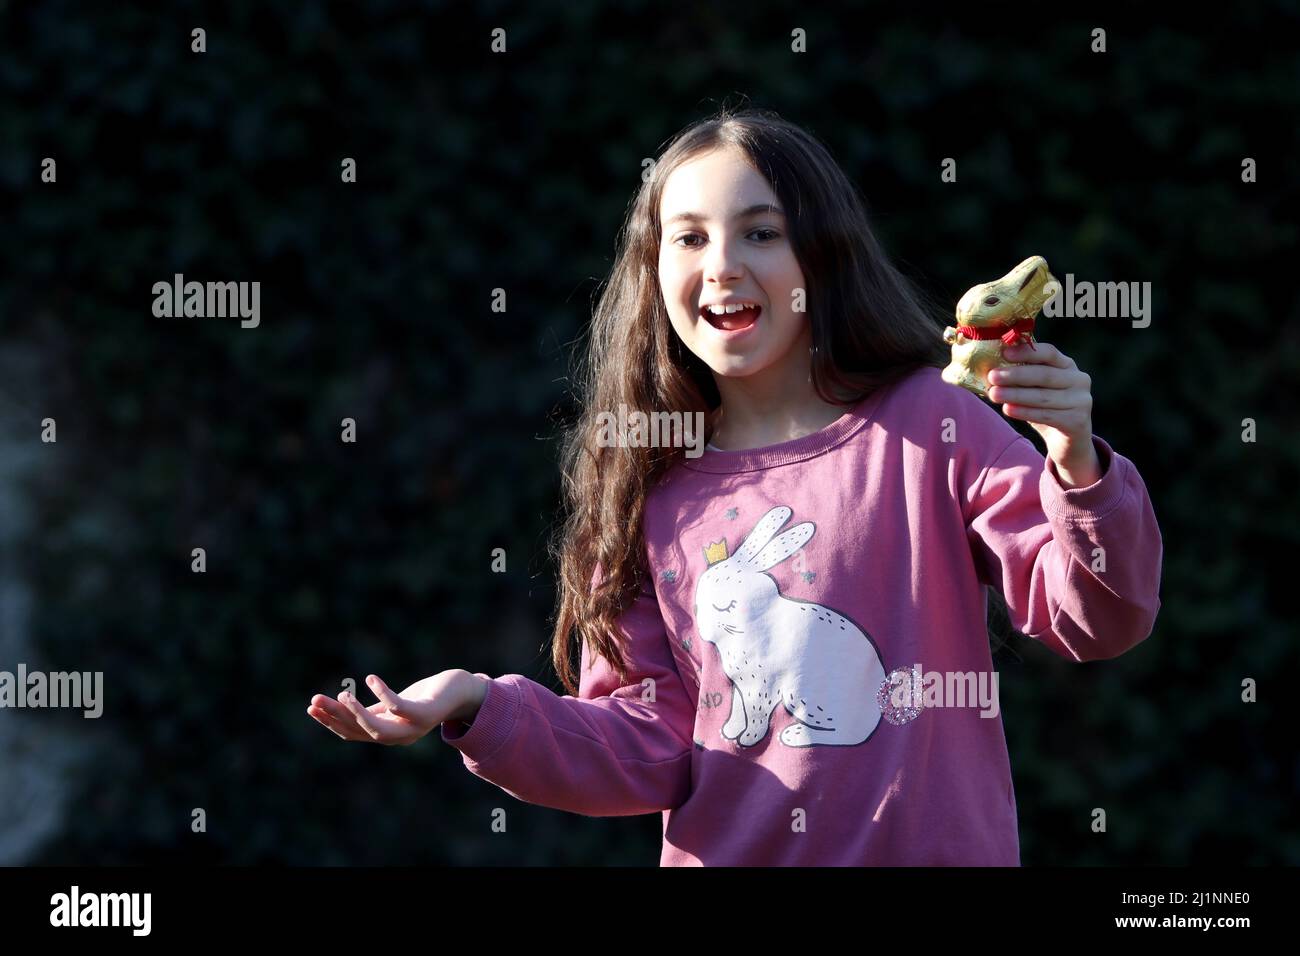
[{"x1": 955, "y1": 317, "x2": 1038, "y2": 350}]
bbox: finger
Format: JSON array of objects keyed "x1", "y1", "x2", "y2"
[
  {"x1": 365, "y1": 675, "x2": 408, "y2": 716},
  {"x1": 988, "y1": 385, "x2": 1084, "y2": 409},
  {"x1": 311, "y1": 694, "x2": 360, "y2": 725},
  {"x1": 1002, "y1": 341, "x2": 1073, "y2": 369},
  {"x1": 1000, "y1": 404, "x2": 1088, "y2": 429},
  {"x1": 308, "y1": 705, "x2": 369, "y2": 741},
  {"x1": 987, "y1": 363, "x2": 1078, "y2": 389},
  {"x1": 340, "y1": 691, "x2": 384, "y2": 741},
  {"x1": 307, "y1": 703, "x2": 366, "y2": 740}
]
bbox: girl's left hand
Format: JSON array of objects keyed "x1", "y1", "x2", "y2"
[{"x1": 985, "y1": 341, "x2": 1102, "y2": 489}]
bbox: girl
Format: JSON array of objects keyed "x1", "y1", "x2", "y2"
[{"x1": 307, "y1": 107, "x2": 1163, "y2": 866}]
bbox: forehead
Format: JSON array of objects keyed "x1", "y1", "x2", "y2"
[{"x1": 659, "y1": 147, "x2": 778, "y2": 219}]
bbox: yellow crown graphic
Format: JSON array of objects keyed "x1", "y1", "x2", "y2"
[{"x1": 703, "y1": 539, "x2": 729, "y2": 565}]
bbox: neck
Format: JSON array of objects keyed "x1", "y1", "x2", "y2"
[{"x1": 709, "y1": 333, "x2": 852, "y2": 451}]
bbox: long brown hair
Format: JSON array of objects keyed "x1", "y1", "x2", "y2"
[{"x1": 548, "y1": 104, "x2": 1002, "y2": 695}]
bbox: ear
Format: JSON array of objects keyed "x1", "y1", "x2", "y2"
[
  {"x1": 751, "y1": 523, "x2": 814, "y2": 572},
  {"x1": 734, "y1": 506, "x2": 792, "y2": 567}
]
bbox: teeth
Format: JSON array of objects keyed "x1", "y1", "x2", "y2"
[{"x1": 705, "y1": 303, "x2": 758, "y2": 314}]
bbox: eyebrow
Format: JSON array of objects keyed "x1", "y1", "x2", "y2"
[{"x1": 663, "y1": 203, "x2": 785, "y2": 228}]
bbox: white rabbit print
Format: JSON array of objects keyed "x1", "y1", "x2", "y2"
[{"x1": 694, "y1": 505, "x2": 888, "y2": 748}]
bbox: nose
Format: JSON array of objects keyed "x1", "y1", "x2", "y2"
[{"x1": 702, "y1": 233, "x2": 746, "y2": 285}]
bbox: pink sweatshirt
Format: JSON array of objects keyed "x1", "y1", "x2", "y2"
[{"x1": 440, "y1": 366, "x2": 1163, "y2": 865}]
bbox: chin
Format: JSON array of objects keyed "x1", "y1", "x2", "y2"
[{"x1": 707, "y1": 355, "x2": 773, "y2": 378}]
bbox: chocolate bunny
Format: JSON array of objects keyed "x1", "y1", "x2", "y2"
[{"x1": 942, "y1": 255, "x2": 1058, "y2": 399}]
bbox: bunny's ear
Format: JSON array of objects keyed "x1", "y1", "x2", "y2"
[
  {"x1": 751, "y1": 522, "x2": 815, "y2": 573},
  {"x1": 734, "y1": 506, "x2": 792, "y2": 568}
]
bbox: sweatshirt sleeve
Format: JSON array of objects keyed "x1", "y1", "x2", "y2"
[
  {"x1": 437, "y1": 570, "x2": 696, "y2": 816},
  {"x1": 964, "y1": 432, "x2": 1163, "y2": 661}
]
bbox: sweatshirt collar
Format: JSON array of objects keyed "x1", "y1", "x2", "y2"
[{"x1": 682, "y1": 387, "x2": 887, "y2": 473}]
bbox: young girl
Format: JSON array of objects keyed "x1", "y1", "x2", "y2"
[{"x1": 307, "y1": 107, "x2": 1163, "y2": 866}]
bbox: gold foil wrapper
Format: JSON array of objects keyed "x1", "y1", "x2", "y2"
[{"x1": 941, "y1": 255, "x2": 1058, "y2": 400}]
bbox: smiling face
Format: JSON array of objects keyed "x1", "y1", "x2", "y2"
[{"x1": 657, "y1": 146, "x2": 811, "y2": 383}]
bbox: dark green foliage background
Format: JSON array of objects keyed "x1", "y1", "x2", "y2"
[{"x1": 1, "y1": 1, "x2": 1296, "y2": 864}]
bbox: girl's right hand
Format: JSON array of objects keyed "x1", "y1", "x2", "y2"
[{"x1": 307, "y1": 670, "x2": 486, "y2": 746}]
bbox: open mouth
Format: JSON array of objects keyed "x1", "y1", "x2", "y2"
[{"x1": 700, "y1": 303, "x2": 762, "y2": 332}]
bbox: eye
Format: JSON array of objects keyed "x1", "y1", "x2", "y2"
[
  {"x1": 673, "y1": 229, "x2": 780, "y2": 248},
  {"x1": 712, "y1": 599, "x2": 737, "y2": 612}
]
